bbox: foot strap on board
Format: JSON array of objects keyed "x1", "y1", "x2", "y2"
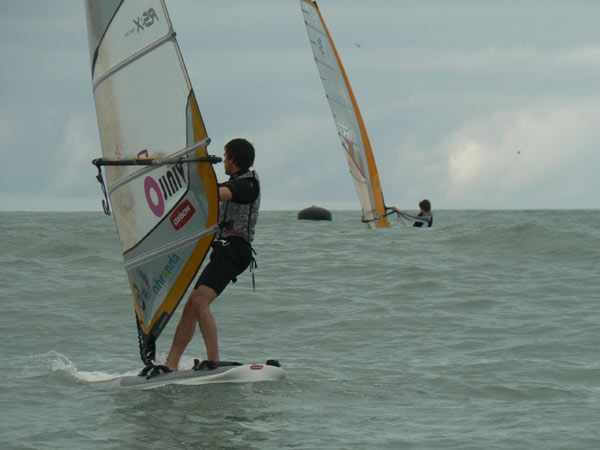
[
  {"x1": 193, "y1": 359, "x2": 243, "y2": 371},
  {"x1": 138, "y1": 363, "x2": 172, "y2": 379},
  {"x1": 266, "y1": 359, "x2": 281, "y2": 367},
  {"x1": 193, "y1": 359, "x2": 217, "y2": 371}
]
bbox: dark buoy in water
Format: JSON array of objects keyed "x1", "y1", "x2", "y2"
[{"x1": 297, "y1": 205, "x2": 332, "y2": 221}]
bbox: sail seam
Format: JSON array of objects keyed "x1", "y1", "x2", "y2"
[
  {"x1": 326, "y1": 94, "x2": 354, "y2": 112},
  {"x1": 305, "y1": 22, "x2": 326, "y2": 38},
  {"x1": 124, "y1": 224, "x2": 218, "y2": 271},
  {"x1": 93, "y1": 31, "x2": 175, "y2": 90},
  {"x1": 315, "y1": 57, "x2": 347, "y2": 78},
  {"x1": 338, "y1": 136, "x2": 361, "y2": 149},
  {"x1": 344, "y1": 152, "x2": 369, "y2": 184}
]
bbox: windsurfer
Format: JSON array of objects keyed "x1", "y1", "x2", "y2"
[
  {"x1": 164, "y1": 138, "x2": 260, "y2": 370},
  {"x1": 391, "y1": 199, "x2": 433, "y2": 228}
]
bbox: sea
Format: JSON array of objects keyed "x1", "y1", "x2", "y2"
[{"x1": 0, "y1": 210, "x2": 598, "y2": 449}]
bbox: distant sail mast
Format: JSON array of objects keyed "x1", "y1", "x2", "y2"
[
  {"x1": 85, "y1": 0, "x2": 220, "y2": 366},
  {"x1": 300, "y1": 0, "x2": 389, "y2": 228}
]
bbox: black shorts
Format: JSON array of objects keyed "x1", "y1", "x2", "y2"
[{"x1": 194, "y1": 238, "x2": 252, "y2": 295}]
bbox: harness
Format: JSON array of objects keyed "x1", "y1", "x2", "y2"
[{"x1": 217, "y1": 170, "x2": 260, "y2": 243}]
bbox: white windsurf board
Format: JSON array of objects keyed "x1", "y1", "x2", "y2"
[{"x1": 93, "y1": 361, "x2": 285, "y2": 390}]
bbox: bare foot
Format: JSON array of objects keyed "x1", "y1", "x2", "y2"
[{"x1": 164, "y1": 360, "x2": 178, "y2": 371}]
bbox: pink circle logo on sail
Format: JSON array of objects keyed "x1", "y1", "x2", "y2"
[{"x1": 144, "y1": 176, "x2": 164, "y2": 217}]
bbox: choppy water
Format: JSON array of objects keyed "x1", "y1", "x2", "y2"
[{"x1": 1, "y1": 210, "x2": 599, "y2": 449}]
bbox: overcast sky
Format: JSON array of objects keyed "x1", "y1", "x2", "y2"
[{"x1": 1, "y1": 0, "x2": 599, "y2": 212}]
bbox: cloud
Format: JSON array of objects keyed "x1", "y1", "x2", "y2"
[
  {"x1": 441, "y1": 102, "x2": 600, "y2": 208},
  {"x1": 49, "y1": 113, "x2": 99, "y2": 194},
  {"x1": 0, "y1": 111, "x2": 101, "y2": 211},
  {"x1": 0, "y1": 108, "x2": 17, "y2": 159},
  {"x1": 380, "y1": 101, "x2": 600, "y2": 210},
  {"x1": 248, "y1": 114, "x2": 360, "y2": 211},
  {"x1": 2, "y1": 1, "x2": 600, "y2": 211},
  {"x1": 356, "y1": 45, "x2": 600, "y2": 75}
]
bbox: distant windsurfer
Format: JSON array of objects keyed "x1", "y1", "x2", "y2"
[
  {"x1": 391, "y1": 199, "x2": 433, "y2": 228},
  {"x1": 164, "y1": 138, "x2": 260, "y2": 370}
]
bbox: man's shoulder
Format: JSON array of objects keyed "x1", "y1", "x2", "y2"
[{"x1": 227, "y1": 171, "x2": 259, "y2": 203}]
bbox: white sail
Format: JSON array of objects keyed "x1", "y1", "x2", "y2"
[
  {"x1": 300, "y1": 0, "x2": 389, "y2": 228},
  {"x1": 85, "y1": 0, "x2": 219, "y2": 363}
]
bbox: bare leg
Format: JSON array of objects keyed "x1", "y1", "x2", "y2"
[
  {"x1": 194, "y1": 288, "x2": 220, "y2": 361},
  {"x1": 164, "y1": 285, "x2": 218, "y2": 370}
]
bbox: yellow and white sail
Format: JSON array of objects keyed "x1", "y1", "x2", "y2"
[
  {"x1": 300, "y1": 0, "x2": 389, "y2": 228},
  {"x1": 85, "y1": 0, "x2": 219, "y2": 363}
]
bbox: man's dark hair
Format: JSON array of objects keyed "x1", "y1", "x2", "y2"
[
  {"x1": 225, "y1": 138, "x2": 255, "y2": 170},
  {"x1": 419, "y1": 199, "x2": 431, "y2": 212}
]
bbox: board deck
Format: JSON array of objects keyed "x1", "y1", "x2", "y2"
[{"x1": 95, "y1": 362, "x2": 286, "y2": 390}]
